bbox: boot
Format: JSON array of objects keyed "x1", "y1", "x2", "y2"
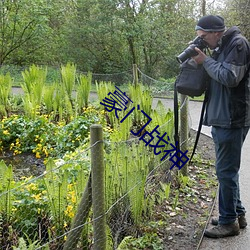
[
  {"x1": 204, "y1": 222, "x2": 240, "y2": 238},
  {"x1": 211, "y1": 214, "x2": 247, "y2": 229}
]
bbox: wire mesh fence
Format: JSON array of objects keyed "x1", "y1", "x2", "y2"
[{"x1": 0, "y1": 65, "x2": 190, "y2": 249}]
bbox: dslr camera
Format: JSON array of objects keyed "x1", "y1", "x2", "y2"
[{"x1": 176, "y1": 36, "x2": 208, "y2": 63}]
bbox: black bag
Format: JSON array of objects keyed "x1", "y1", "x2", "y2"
[{"x1": 175, "y1": 58, "x2": 209, "y2": 97}]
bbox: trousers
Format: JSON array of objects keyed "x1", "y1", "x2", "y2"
[{"x1": 211, "y1": 126, "x2": 249, "y2": 225}]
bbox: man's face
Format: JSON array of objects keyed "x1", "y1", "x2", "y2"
[{"x1": 196, "y1": 30, "x2": 222, "y2": 49}]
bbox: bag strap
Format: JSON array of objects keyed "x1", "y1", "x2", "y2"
[
  {"x1": 188, "y1": 91, "x2": 208, "y2": 163},
  {"x1": 174, "y1": 80, "x2": 180, "y2": 162}
]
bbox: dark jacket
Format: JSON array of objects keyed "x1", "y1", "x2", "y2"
[{"x1": 203, "y1": 26, "x2": 250, "y2": 128}]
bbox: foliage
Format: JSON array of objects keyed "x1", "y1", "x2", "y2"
[
  {"x1": 61, "y1": 63, "x2": 76, "y2": 101},
  {"x1": 0, "y1": 63, "x2": 97, "y2": 122},
  {"x1": 117, "y1": 233, "x2": 163, "y2": 250},
  {"x1": 13, "y1": 235, "x2": 46, "y2": 250},
  {"x1": 0, "y1": 0, "x2": 52, "y2": 65},
  {"x1": 96, "y1": 81, "x2": 116, "y2": 127},
  {"x1": 21, "y1": 65, "x2": 47, "y2": 118},
  {"x1": 128, "y1": 83, "x2": 153, "y2": 125},
  {"x1": 0, "y1": 161, "x2": 15, "y2": 222},
  {"x1": 76, "y1": 72, "x2": 92, "y2": 110},
  {"x1": 0, "y1": 73, "x2": 12, "y2": 117},
  {"x1": 0, "y1": 75, "x2": 179, "y2": 248},
  {"x1": 0, "y1": 109, "x2": 100, "y2": 158},
  {"x1": 0, "y1": 0, "x2": 235, "y2": 79},
  {"x1": 0, "y1": 146, "x2": 91, "y2": 248}
]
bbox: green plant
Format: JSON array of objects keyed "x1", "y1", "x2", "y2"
[
  {"x1": 43, "y1": 84, "x2": 56, "y2": 114},
  {"x1": 105, "y1": 139, "x2": 156, "y2": 236},
  {"x1": 21, "y1": 65, "x2": 47, "y2": 118},
  {"x1": 43, "y1": 159, "x2": 69, "y2": 222},
  {"x1": 128, "y1": 83, "x2": 153, "y2": 125},
  {"x1": 172, "y1": 190, "x2": 179, "y2": 210},
  {"x1": 158, "y1": 182, "x2": 171, "y2": 203},
  {"x1": 60, "y1": 62, "x2": 76, "y2": 102},
  {"x1": 13, "y1": 233, "x2": 49, "y2": 250},
  {"x1": 148, "y1": 100, "x2": 174, "y2": 139},
  {"x1": 117, "y1": 233, "x2": 163, "y2": 250},
  {"x1": 0, "y1": 161, "x2": 15, "y2": 222},
  {"x1": 0, "y1": 73, "x2": 12, "y2": 117},
  {"x1": 12, "y1": 177, "x2": 49, "y2": 241},
  {"x1": 76, "y1": 72, "x2": 92, "y2": 110},
  {"x1": 96, "y1": 81, "x2": 116, "y2": 127},
  {"x1": 0, "y1": 109, "x2": 101, "y2": 158},
  {"x1": 178, "y1": 173, "x2": 191, "y2": 189}
]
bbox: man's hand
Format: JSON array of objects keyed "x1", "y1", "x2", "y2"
[{"x1": 192, "y1": 47, "x2": 207, "y2": 64}]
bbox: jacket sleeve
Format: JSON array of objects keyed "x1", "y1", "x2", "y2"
[{"x1": 203, "y1": 38, "x2": 250, "y2": 87}]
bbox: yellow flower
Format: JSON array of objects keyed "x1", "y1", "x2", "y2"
[
  {"x1": 36, "y1": 152, "x2": 41, "y2": 158},
  {"x1": 65, "y1": 205, "x2": 74, "y2": 218},
  {"x1": 71, "y1": 195, "x2": 76, "y2": 204},
  {"x1": 3, "y1": 130, "x2": 9, "y2": 135},
  {"x1": 32, "y1": 193, "x2": 42, "y2": 201},
  {"x1": 12, "y1": 207, "x2": 17, "y2": 212},
  {"x1": 26, "y1": 183, "x2": 37, "y2": 191}
]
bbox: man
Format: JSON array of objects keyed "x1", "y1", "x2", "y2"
[{"x1": 192, "y1": 15, "x2": 250, "y2": 238}]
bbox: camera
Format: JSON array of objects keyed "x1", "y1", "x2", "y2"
[{"x1": 176, "y1": 36, "x2": 208, "y2": 63}]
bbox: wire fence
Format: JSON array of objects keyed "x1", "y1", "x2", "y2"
[
  {"x1": 1, "y1": 64, "x2": 175, "y2": 96},
  {"x1": 0, "y1": 65, "x2": 191, "y2": 249},
  {"x1": 0, "y1": 131, "x2": 188, "y2": 249}
]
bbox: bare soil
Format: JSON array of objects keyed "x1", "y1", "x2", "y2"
[{"x1": 159, "y1": 130, "x2": 217, "y2": 250}]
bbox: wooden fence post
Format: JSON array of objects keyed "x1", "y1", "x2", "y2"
[
  {"x1": 91, "y1": 124, "x2": 106, "y2": 250},
  {"x1": 63, "y1": 175, "x2": 92, "y2": 250}
]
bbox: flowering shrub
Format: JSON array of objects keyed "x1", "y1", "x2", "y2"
[{"x1": 0, "y1": 105, "x2": 103, "y2": 158}]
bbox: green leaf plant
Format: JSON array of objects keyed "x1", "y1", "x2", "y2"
[
  {"x1": 128, "y1": 83, "x2": 153, "y2": 127},
  {"x1": 0, "y1": 73, "x2": 12, "y2": 117},
  {"x1": 76, "y1": 72, "x2": 92, "y2": 112},
  {"x1": 60, "y1": 63, "x2": 76, "y2": 103},
  {"x1": 0, "y1": 160, "x2": 14, "y2": 222},
  {"x1": 96, "y1": 81, "x2": 116, "y2": 127},
  {"x1": 21, "y1": 65, "x2": 47, "y2": 118}
]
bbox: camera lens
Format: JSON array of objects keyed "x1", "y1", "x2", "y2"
[{"x1": 176, "y1": 45, "x2": 198, "y2": 63}]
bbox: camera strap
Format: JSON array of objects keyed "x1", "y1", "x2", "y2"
[{"x1": 174, "y1": 84, "x2": 208, "y2": 165}]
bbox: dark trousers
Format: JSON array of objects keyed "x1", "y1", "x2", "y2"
[{"x1": 211, "y1": 126, "x2": 249, "y2": 225}]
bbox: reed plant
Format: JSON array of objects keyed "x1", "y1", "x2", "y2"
[
  {"x1": 0, "y1": 161, "x2": 14, "y2": 222},
  {"x1": 43, "y1": 159, "x2": 69, "y2": 243},
  {"x1": 105, "y1": 140, "x2": 154, "y2": 226},
  {"x1": 43, "y1": 84, "x2": 55, "y2": 114},
  {"x1": 0, "y1": 73, "x2": 12, "y2": 116},
  {"x1": 96, "y1": 81, "x2": 115, "y2": 103},
  {"x1": 128, "y1": 83, "x2": 152, "y2": 125},
  {"x1": 52, "y1": 82, "x2": 73, "y2": 122},
  {"x1": 96, "y1": 81, "x2": 116, "y2": 127},
  {"x1": 148, "y1": 100, "x2": 175, "y2": 154},
  {"x1": 149, "y1": 100, "x2": 174, "y2": 132},
  {"x1": 76, "y1": 72, "x2": 92, "y2": 112},
  {"x1": 60, "y1": 63, "x2": 76, "y2": 102},
  {"x1": 21, "y1": 65, "x2": 47, "y2": 118}
]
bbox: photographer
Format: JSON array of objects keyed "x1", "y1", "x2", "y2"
[{"x1": 192, "y1": 15, "x2": 250, "y2": 238}]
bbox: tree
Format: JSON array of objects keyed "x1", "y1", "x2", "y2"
[
  {"x1": 0, "y1": 0, "x2": 50, "y2": 65},
  {"x1": 220, "y1": 0, "x2": 250, "y2": 39}
]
